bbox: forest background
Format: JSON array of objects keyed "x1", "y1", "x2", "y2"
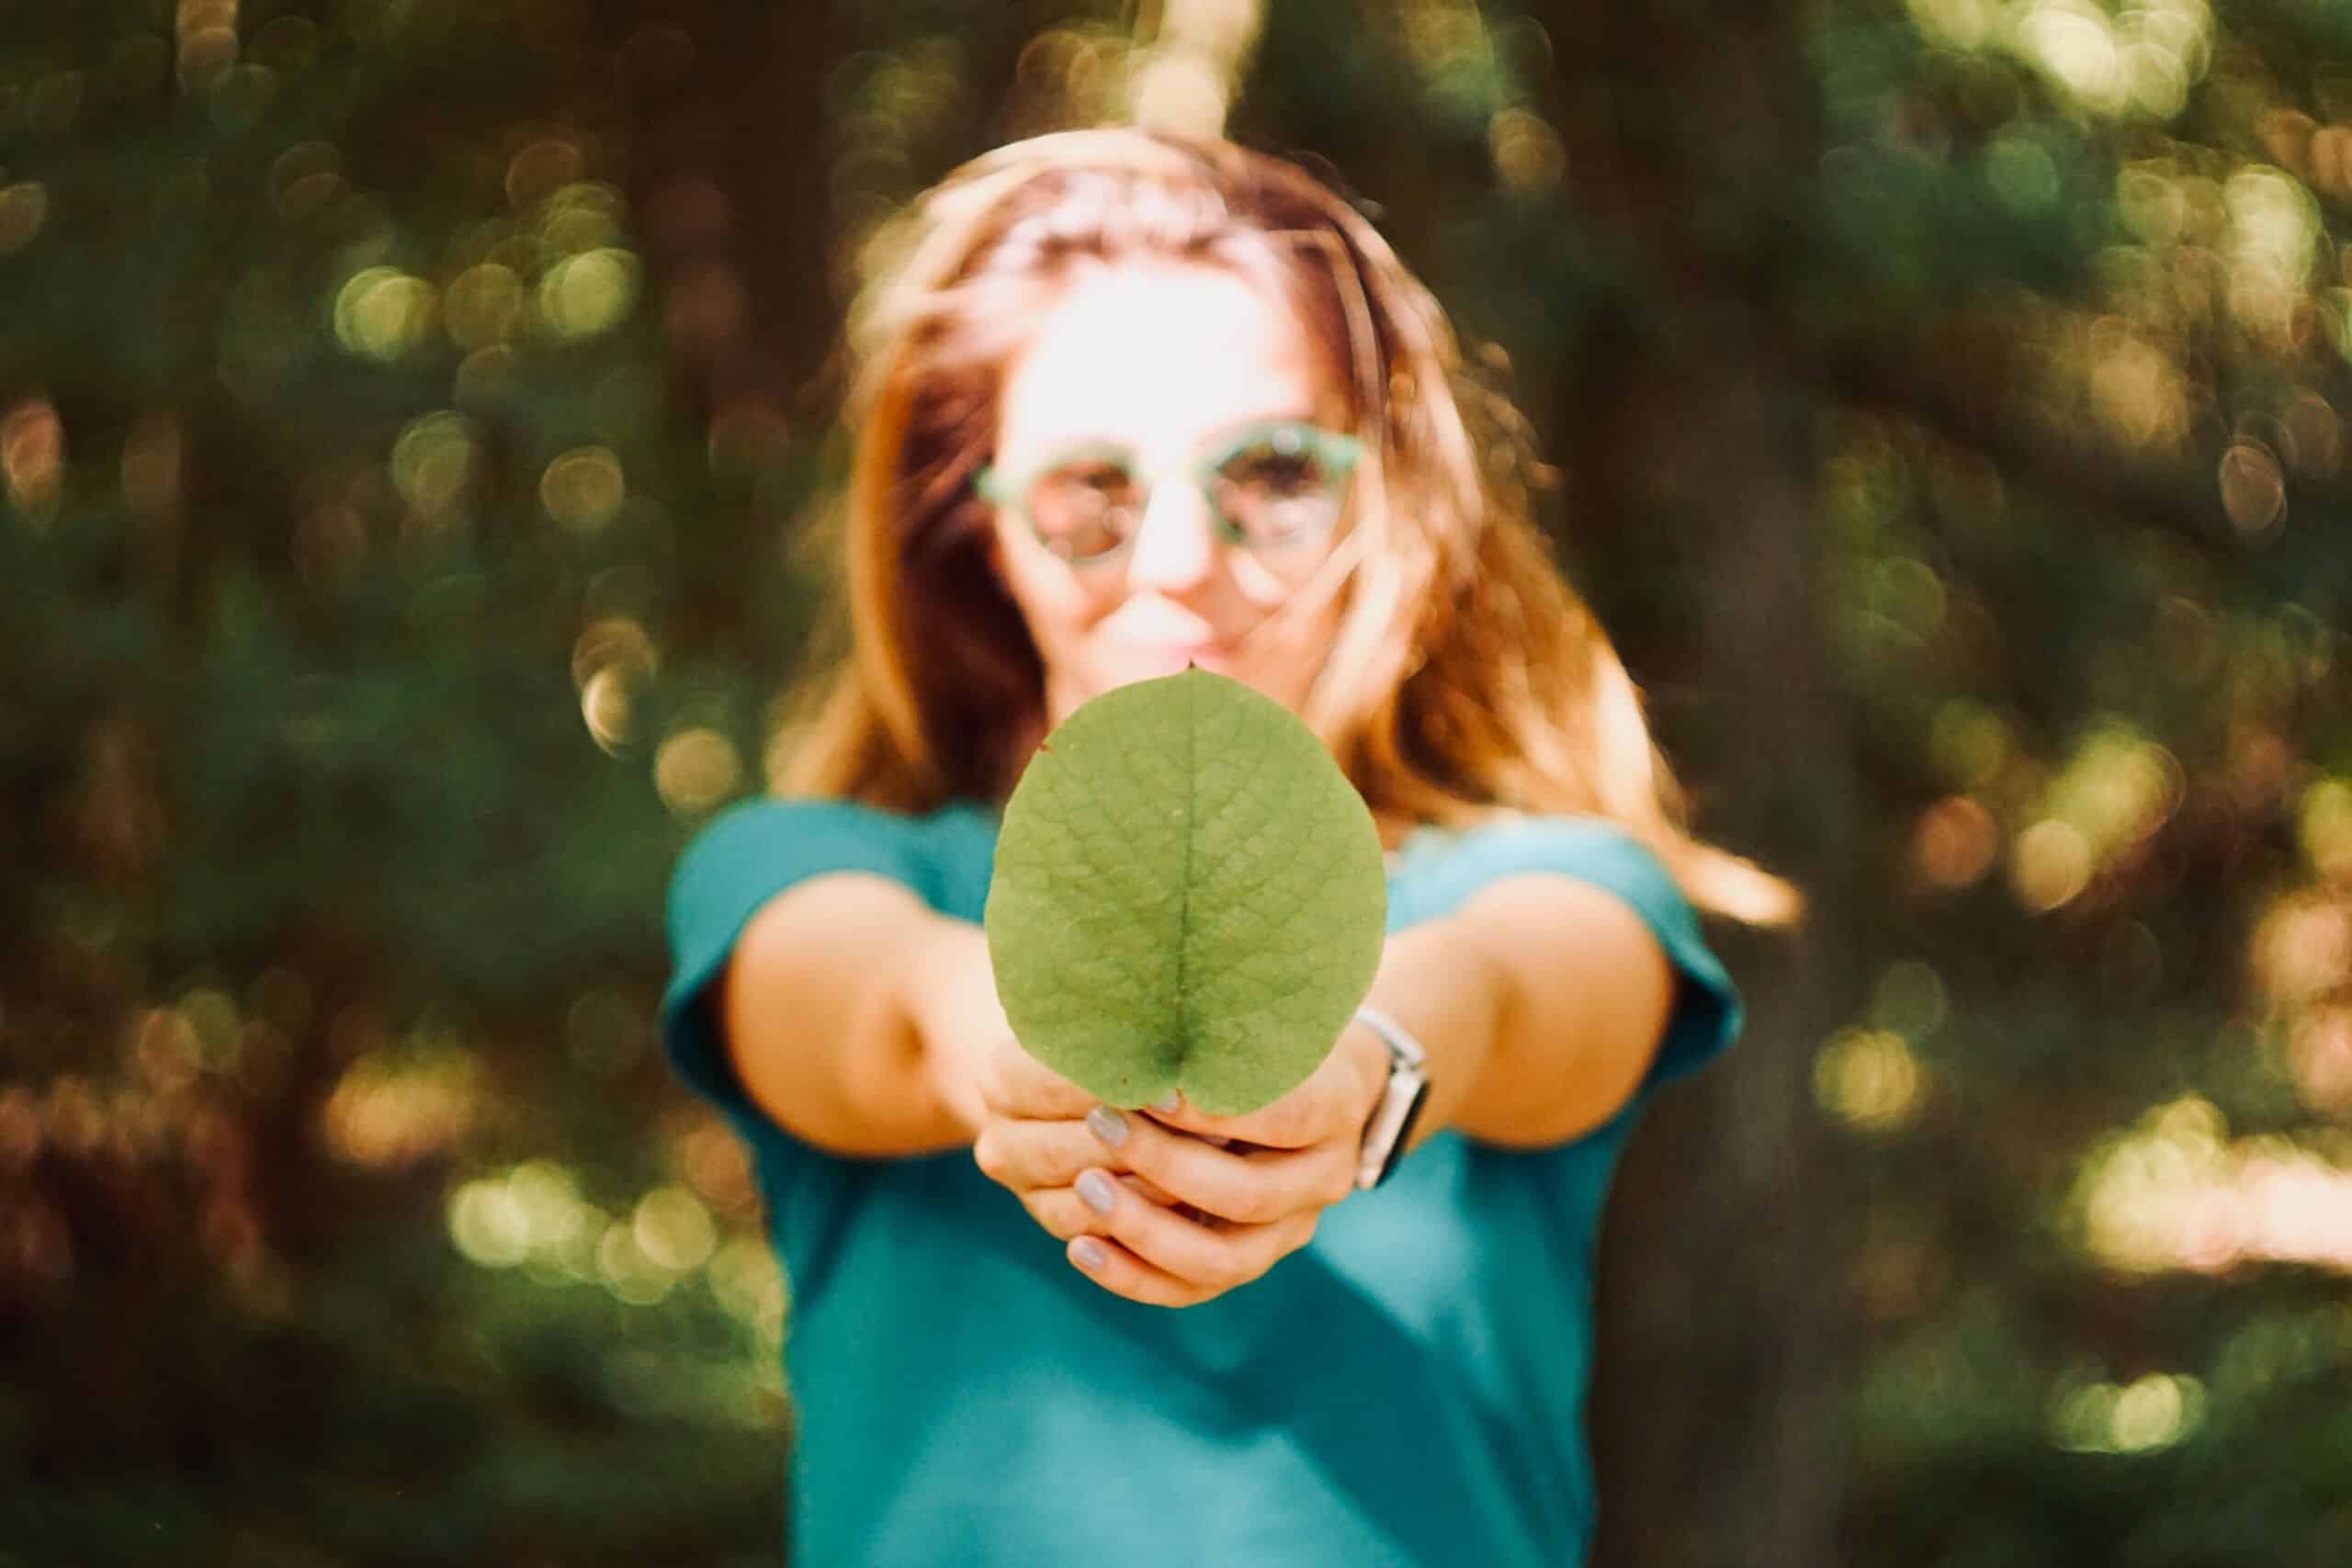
[{"x1": 5, "y1": 1, "x2": 2351, "y2": 1563}]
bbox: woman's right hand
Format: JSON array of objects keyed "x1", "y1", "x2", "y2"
[
  {"x1": 964, "y1": 1032, "x2": 1194, "y2": 1224},
  {"x1": 902, "y1": 913, "x2": 1190, "y2": 1213},
  {"x1": 971, "y1": 1032, "x2": 1366, "y2": 1309}
]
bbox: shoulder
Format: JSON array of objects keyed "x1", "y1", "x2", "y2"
[
  {"x1": 1407, "y1": 811, "x2": 1693, "y2": 932},
  {"x1": 668, "y1": 796, "x2": 908, "y2": 915},
  {"x1": 1414, "y1": 811, "x2": 1744, "y2": 1095},
  {"x1": 672, "y1": 796, "x2": 909, "y2": 875},
  {"x1": 665, "y1": 795, "x2": 996, "y2": 956}
]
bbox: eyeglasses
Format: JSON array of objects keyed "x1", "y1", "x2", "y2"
[{"x1": 975, "y1": 418, "x2": 1362, "y2": 569}]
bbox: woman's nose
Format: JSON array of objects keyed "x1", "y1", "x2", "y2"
[{"x1": 1122, "y1": 476, "x2": 1217, "y2": 594}]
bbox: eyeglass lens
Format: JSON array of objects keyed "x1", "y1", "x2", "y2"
[{"x1": 1026, "y1": 431, "x2": 1347, "y2": 564}]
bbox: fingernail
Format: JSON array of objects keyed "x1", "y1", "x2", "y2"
[
  {"x1": 1150, "y1": 1091, "x2": 1181, "y2": 1113},
  {"x1": 1077, "y1": 1169, "x2": 1118, "y2": 1215},
  {"x1": 1072, "y1": 1236, "x2": 1107, "y2": 1270},
  {"x1": 1086, "y1": 1106, "x2": 1129, "y2": 1148}
]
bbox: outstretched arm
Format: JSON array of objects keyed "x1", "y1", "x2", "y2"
[{"x1": 718, "y1": 874, "x2": 977, "y2": 1159}]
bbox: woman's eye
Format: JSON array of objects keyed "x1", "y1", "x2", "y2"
[
  {"x1": 1036, "y1": 461, "x2": 1136, "y2": 507},
  {"x1": 1029, "y1": 459, "x2": 1140, "y2": 556},
  {"x1": 1221, "y1": 446, "x2": 1322, "y2": 497},
  {"x1": 1063, "y1": 462, "x2": 1132, "y2": 494}
]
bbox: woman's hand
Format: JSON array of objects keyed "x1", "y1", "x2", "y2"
[
  {"x1": 965, "y1": 1031, "x2": 1188, "y2": 1212},
  {"x1": 969, "y1": 1024, "x2": 1390, "y2": 1309}
]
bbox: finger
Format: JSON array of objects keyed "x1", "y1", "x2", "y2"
[
  {"x1": 1074, "y1": 1164, "x2": 1319, "y2": 1293},
  {"x1": 1089, "y1": 1105, "x2": 1357, "y2": 1225},
  {"x1": 975, "y1": 1036, "x2": 1097, "y2": 1120},
  {"x1": 973, "y1": 1117, "x2": 1117, "y2": 1194},
  {"x1": 1138, "y1": 1043, "x2": 1379, "y2": 1152},
  {"x1": 1019, "y1": 1177, "x2": 1181, "y2": 1243},
  {"x1": 1068, "y1": 1235, "x2": 1214, "y2": 1308},
  {"x1": 975, "y1": 1123, "x2": 1186, "y2": 1205},
  {"x1": 1118, "y1": 1171, "x2": 1189, "y2": 1210}
]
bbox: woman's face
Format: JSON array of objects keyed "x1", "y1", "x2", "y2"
[{"x1": 983, "y1": 259, "x2": 1355, "y2": 728}]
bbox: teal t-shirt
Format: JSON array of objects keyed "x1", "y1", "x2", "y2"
[{"x1": 661, "y1": 796, "x2": 1744, "y2": 1568}]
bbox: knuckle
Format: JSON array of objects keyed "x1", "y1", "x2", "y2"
[
  {"x1": 1023, "y1": 1193, "x2": 1084, "y2": 1241},
  {"x1": 1106, "y1": 1126, "x2": 1153, "y2": 1180},
  {"x1": 1129, "y1": 1175, "x2": 1180, "y2": 1208},
  {"x1": 1132, "y1": 1140, "x2": 1194, "y2": 1200},
  {"x1": 972, "y1": 1129, "x2": 1004, "y2": 1179},
  {"x1": 1203, "y1": 1251, "x2": 1251, "y2": 1295},
  {"x1": 1233, "y1": 1189, "x2": 1283, "y2": 1226},
  {"x1": 1046, "y1": 1138, "x2": 1092, "y2": 1190},
  {"x1": 1188, "y1": 1170, "x2": 1250, "y2": 1223},
  {"x1": 1325, "y1": 1161, "x2": 1358, "y2": 1207}
]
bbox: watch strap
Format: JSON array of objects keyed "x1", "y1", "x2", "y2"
[{"x1": 1351, "y1": 1004, "x2": 1431, "y2": 1190}]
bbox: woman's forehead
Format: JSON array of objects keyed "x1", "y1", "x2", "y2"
[{"x1": 994, "y1": 260, "x2": 1338, "y2": 457}]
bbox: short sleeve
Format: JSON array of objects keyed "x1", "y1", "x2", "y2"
[
  {"x1": 1410, "y1": 815, "x2": 1746, "y2": 1097},
  {"x1": 660, "y1": 797, "x2": 930, "y2": 1128}
]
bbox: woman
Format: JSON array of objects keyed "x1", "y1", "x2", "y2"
[{"x1": 662, "y1": 126, "x2": 1799, "y2": 1567}]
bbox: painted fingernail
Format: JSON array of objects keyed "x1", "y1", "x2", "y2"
[
  {"x1": 1085, "y1": 1106, "x2": 1129, "y2": 1148},
  {"x1": 1072, "y1": 1236, "x2": 1107, "y2": 1270},
  {"x1": 1077, "y1": 1169, "x2": 1118, "y2": 1215},
  {"x1": 1150, "y1": 1091, "x2": 1182, "y2": 1113}
]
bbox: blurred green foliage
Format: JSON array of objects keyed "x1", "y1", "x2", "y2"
[{"x1": 3, "y1": 1, "x2": 2351, "y2": 1564}]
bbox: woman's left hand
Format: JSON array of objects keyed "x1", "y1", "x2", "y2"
[{"x1": 1051, "y1": 1022, "x2": 1390, "y2": 1308}]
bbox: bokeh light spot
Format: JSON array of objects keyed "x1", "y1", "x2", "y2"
[
  {"x1": 1815, "y1": 1028, "x2": 1928, "y2": 1133},
  {"x1": 442, "y1": 263, "x2": 526, "y2": 351},
  {"x1": 2290, "y1": 1006, "x2": 2352, "y2": 1116},
  {"x1": 598, "y1": 1220, "x2": 673, "y2": 1305},
  {"x1": 540, "y1": 446, "x2": 626, "y2": 532},
  {"x1": 1871, "y1": 961, "x2": 1949, "y2": 1040},
  {"x1": 449, "y1": 1179, "x2": 531, "y2": 1269},
  {"x1": 2299, "y1": 778, "x2": 2352, "y2": 882},
  {"x1": 2219, "y1": 441, "x2": 2287, "y2": 537},
  {"x1": 2011, "y1": 819, "x2": 2093, "y2": 911},
  {"x1": 334, "y1": 268, "x2": 439, "y2": 362},
  {"x1": 324, "y1": 1046, "x2": 486, "y2": 1168},
  {"x1": 0, "y1": 183, "x2": 50, "y2": 256},
  {"x1": 2250, "y1": 893, "x2": 2350, "y2": 1003},
  {"x1": 633, "y1": 1186, "x2": 717, "y2": 1273},
  {"x1": 390, "y1": 411, "x2": 480, "y2": 520},
  {"x1": 540, "y1": 182, "x2": 628, "y2": 254},
  {"x1": 1928, "y1": 701, "x2": 2013, "y2": 790},
  {"x1": 1, "y1": 398, "x2": 65, "y2": 520},
  {"x1": 581, "y1": 667, "x2": 634, "y2": 754},
  {"x1": 1912, "y1": 795, "x2": 1999, "y2": 890},
  {"x1": 539, "y1": 248, "x2": 640, "y2": 342},
  {"x1": 1488, "y1": 108, "x2": 1566, "y2": 197},
  {"x1": 505, "y1": 137, "x2": 585, "y2": 209},
  {"x1": 2051, "y1": 1371, "x2": 2204, "y2": 1454},
  {"x1": 1984, "y1": 133, "x2": 2060, "y2": 212},
  {"x1": 654, "y1": 728, "x2": 742, "y2": 816},
  {"x1": 707, "y1": 1235, "x2": 787, "y2": 1345}
]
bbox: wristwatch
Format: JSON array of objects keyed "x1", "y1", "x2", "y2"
[{"x1": 1350, "y1": 1004, "x2": 1432, "y2": 1190}]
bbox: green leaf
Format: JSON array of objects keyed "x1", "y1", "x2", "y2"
[{"x1": 984, "y1": 666, "x2": 1389, "y2": 1116}]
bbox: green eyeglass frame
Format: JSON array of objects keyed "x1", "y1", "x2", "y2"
[{"x1": 974, "y1": 418, "x2": 1363, "y2": 567}]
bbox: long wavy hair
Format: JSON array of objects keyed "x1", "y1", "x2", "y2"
[{"x1": 772, "y1": 126, "x2": 1799, "y2": 925}]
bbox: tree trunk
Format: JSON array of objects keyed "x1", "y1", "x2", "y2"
[{"x1": 1548, "y1": 6, "x2": 1864, "y2": 1566}]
